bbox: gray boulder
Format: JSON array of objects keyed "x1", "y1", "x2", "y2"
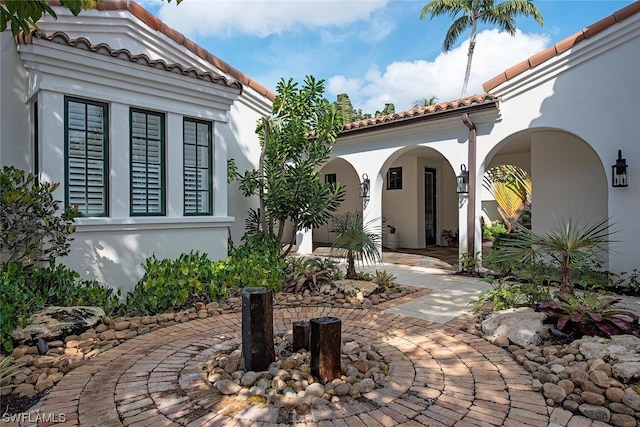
[
  {"x1": 481, "y1": 307, "x2": 546, "y2": 348},
  {"x1": 11, "y1": 306, "x2": 105, "y2": 344}
]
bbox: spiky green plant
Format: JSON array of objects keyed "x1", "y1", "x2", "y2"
[
  {"x1": 492, "y1": 218, "x2": 615, "y2": 293},
  {"x1": 0, "y1": 356, "x2": 23, "y2": 390},
  {"x1": 331, "y1": 212, "x2": 381, "y2": 279}
]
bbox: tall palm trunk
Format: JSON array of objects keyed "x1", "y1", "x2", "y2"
[{"x1": 461, "y1": 19, "x2": 478, "y2": 97}]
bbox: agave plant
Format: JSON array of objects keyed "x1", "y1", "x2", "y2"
[
  {"x1": 331, "y1": 212, "x2": 381, "y2": 279},
  {"x1": 282, "y1": 257, "x2": 334, "y2": 294},
  {"x1": 492, "y1": 218, "x2": 615, "y2": 293}
]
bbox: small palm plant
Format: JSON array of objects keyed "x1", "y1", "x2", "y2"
[
  {"x1": 331, "y1": 212, "x2": 381, "y2": 279},
  {"x1": 492, "y1": 218, "x2": 615, "y2": 293}
]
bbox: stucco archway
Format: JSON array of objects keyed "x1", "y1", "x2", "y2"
[
  {"x1": 314, "y1": 157, "x2": 361, "y2": 247},
  {"x1": 483, "y1": 128, "x2": 608, "y2": 247},
  {"x1": 378, "y1": 145, "x2": 458, "y2": 250}
]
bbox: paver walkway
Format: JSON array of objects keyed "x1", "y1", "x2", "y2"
[{"x1": 22, "y1": 302, "x2": 553, "y2": 426}]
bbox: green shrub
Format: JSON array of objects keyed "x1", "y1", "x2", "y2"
[
  {"x1": 0, "y1": 261, "x2": 122, "y2": 352},
  {"x1": 0, "y1": 166, "x2": 77, "y2": 265},
  {"x1": 230, "y1": 234, "x2": 284, "y2": 292},
  {"x1": 125, "y1": 251, "x2": 230, "y2": 315},
  {"x1": 454, "y1": 252, "x2": 481, "y2": 275},
  {"x1": 356, "y1": 271, "x2": 374, "y2": 281},
  {"x1": 126, "y1": 236, "x2": 285, "y2": 315},
  {"x1": 474, "y1": 277, "x2": 551, "y2": 311},
  {"x1": 482, "y1": 222, "x2": 507, "y2": 241}
]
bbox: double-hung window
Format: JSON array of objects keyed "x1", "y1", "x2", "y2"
[
  {"x1": 130, "y1": 109, "x2": 165, "y2": 215},
  {"x1": 183, "y1": 118, "x2": 212, "y2": 215},
  {"x1": 65, "y1": 97, "x2": 108, "y2": 216}
]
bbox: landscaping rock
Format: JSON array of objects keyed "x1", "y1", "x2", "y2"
[
  {"x1": 11, "y1": 306, "x2": 105, "y2": 344},
  {"x1": 578, "y1": 403, "x2": 610, "y2": 422},
  {"x1": 481, "y1": 307, "x2": 546, "y2": 348}
]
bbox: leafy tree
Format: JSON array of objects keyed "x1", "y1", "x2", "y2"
[
  {"x1": 331, "y1": 212, "x2": 381, "y2": 279},
  {"x1": 1, "y1": 0, "x2": 183, "y2": 35},
  {"x1": 232, "y1": 76, "x2": 346, "y2": 256},
  {"x1": 483, "y1": 165, "x2": 531, "y2": 232},
  {"x1": 412, "y1": 96, "x2": 438, "y2": 108},
  {"x1": 375, "y1": 103, "x2": 395, "y2": 117},
  {"x1": 420, "y1": 0, "x2": 543, "y2": 97},
  {"x1": 0, "y1": 166, "x2": 77, "y2": 265}
]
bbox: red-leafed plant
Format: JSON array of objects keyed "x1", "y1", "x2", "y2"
[{"x1": 537, "y1": 292, "x2": 638, "y2": 339}]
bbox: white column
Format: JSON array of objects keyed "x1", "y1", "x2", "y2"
[
  {"x1": 296, "y1": 228, "x2": 313, "y2": 254},
  {"x1": 166, "y1": 113, "x2": 183, "y2": 217},
  {"x1": 110, "y1": 102, "x2": 129, "y2": 218}
]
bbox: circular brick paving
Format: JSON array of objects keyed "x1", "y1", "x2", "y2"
[{"x1": 33, "y1": 304, "x2": 551, "y2": 427}]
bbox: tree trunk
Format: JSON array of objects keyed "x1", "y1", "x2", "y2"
[
  {"x1": 258, "y1": 118, "x2": 268, "y2": 234},
  {"x1": 345, "y1": 252, "x2": 357, "y2": 279},
  {"x1": 461, "y1": 21, "x2": 478, "y2": 97}
]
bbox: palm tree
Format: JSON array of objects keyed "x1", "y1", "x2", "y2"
[
  {"x1": 483, "y1": 165, "x2": 531, "y2": 232},
  {"x1": 420, "y1": 0, "x2": 543, "y2": 97},
  {"x1": 493, "y1": 218, "x2": 615, "y2": 294},
  {"x1": 331, "y1": 212, "x2": 381, "y2": 279},
  {"x1": 412, "y1": 96, "x2": 438, "y2": 109}
]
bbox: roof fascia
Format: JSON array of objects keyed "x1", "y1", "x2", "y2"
[{"x1": 18, "y1": 40, "x2": 240, "y2": 119}]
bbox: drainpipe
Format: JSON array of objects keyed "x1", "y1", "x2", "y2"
[{"x1": 462, "y1": 113, "x2": 476, "y2": 256}]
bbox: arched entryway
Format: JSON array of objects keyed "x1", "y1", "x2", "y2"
[
  {"x1": 483, "y1": 128, "x2": 608, "y2": 261},
  {"x1": 378, "y1": 146, "x2": 458, "y2": 250},
  {"x1": 314, "y1": 157, "x2": 361, "y2": 247}
]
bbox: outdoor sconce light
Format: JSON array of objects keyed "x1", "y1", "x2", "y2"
[
  {"x1": 456, "y1": 165, "x2": 469, "y2": 194},
  {"x1": 359, "y1": 173, "x2": 370, "y2": 200},
  {"x1": 612, "y1": 150, "x2": 628, "y2": 187}
]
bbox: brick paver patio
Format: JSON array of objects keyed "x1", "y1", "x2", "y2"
[{"x1": 26, "y1": 298, "x2": 551, "y2": 427}]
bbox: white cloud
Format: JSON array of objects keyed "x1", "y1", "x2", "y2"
[
  {"x1": 156, "y1": 0, "x2": 390, "y2": 38},
  {"x1": 328, "y1": 29, "x2": 551, "y2": 113}
]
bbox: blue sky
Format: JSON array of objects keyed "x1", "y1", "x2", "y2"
[{"x1": 139, "y1": 0, "x2": 634, "y2": 113}]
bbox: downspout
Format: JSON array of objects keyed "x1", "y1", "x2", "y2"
[{"x1": 462, "y1": 113, "x2": 476, "y2": 256}]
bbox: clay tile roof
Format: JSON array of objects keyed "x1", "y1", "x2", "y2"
[
  {"x1": 18, "y1": 30, "x2": 242, "y2": 93},
  {"x1": 40, "y1": 0, "x2": 275, "y2": 100},
  {"x1": 483, "y1": 1, "x2": 640, "y2": 92},
  {"x1": 339, "y1": 94, "x2": 498, "y2": 134}
]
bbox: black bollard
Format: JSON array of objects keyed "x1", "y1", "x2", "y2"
[
  {"x1": 241, "y1": 287, "x2": 275, "y2": 371},
  {"x1": 310, "y1": 316, "x2": 341, "y2": 383},
  {"x1": 292, "y1": 321, "x2": 310, "y2": 351}
]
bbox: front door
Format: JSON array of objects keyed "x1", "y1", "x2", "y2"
[{"x1": 425, "y1": 168, "x2": 436, "y2": 245}]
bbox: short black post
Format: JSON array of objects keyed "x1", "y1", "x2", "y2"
[
  {"x1": 293, "y1": 321, "x2": 310, "y2": 351},
  {"x1": 241, "y1": 287, "x2": 275, "y2": 371},
  {"x1": 310, "y1": 317, "x2": 342, "y2": 383}
]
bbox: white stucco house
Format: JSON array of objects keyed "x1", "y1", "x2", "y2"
[
  {"x1": 0, "y1": 1, "x2": 274, "y2": 291},
  {"x1": 1, "y1": 0, "x2": 639, "y2": 291},
  {"x1": 309, "y1": 1, "x2": 640, "y2": 277}
]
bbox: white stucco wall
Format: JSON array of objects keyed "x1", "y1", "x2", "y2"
[
  {"x1": 483, "y1": 12, "x2": 639, "y2": 274},
  {"x1": 0, "y1": 7, "x2": 270, "y2": 292},
  {"x1": 0, "y1": 32, "x2": 31, "y2": 170}
]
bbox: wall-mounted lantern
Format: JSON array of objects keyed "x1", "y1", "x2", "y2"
[
  {"x1": 456, "y1": 165, "x2": 469, "y2": 194},
  {"x1": 612, "y1": 150, "x2": 628, "y2": 188},
  {"x1": 359, "y1": 173, "x2": 370, "y2": 200}
]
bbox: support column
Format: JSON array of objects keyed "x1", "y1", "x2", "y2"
[
  {"x1": 310, "y1": 317, "x2": 341, "y2": 383},
  {"x1": 241, "y1": 287, "x2": 275, "y2": 371}
]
